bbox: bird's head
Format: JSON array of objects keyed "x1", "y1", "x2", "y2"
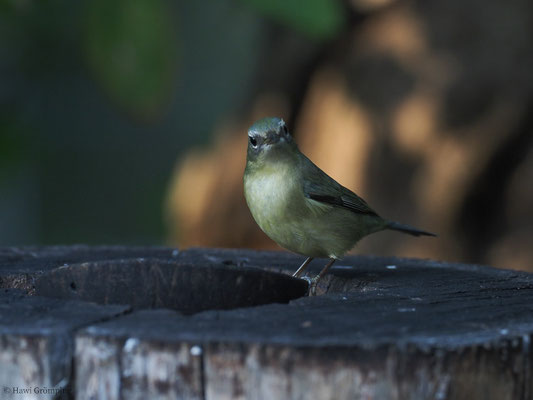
[{"x1": 246, "y1": 117, "x2": 295, "y2": 165}]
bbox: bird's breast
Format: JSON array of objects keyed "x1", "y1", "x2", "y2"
[{"x1": 244, "y1": 163, "x2": 301, "y2": 227}]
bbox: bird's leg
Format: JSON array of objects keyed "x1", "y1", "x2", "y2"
[
  {"x1": 309, "y1": 258, "x2": 336, "y2": 295},
  {"x1": 293, "y1": 257, "x2": 314, "y2": 278}
]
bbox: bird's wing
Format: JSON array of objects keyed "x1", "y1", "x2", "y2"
[
  {"x1": 301, "y1": 156, "x2": 379, "y2": 217},
  {"x1": 305, "y1": 188, "x2": 379, "y2": 216}
]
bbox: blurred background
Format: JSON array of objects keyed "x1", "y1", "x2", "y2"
[{"x1": 1, "y1": 0, "x2": 532, "y2": 271}]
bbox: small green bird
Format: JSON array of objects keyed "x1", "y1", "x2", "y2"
[{"x1": 243, "y1": 117, "x2": 435, "y2": 293}]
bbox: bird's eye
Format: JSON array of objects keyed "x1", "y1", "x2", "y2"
[{"x1": 249, "y1": 136, "x2": 257, "y2": 148}]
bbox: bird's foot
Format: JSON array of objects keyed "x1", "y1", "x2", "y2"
[
  {"x1": 300, "y1": 276, "x2": 315, "y2": 296},
  {"x1": 309, "y1": 277, "x2": 320, "y2": 296},
  {"x1": 301, "y1": 275, "x2": 312, "y2": 286}
]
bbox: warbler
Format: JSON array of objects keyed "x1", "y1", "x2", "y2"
[{"x1": 243, "y1": 117, "x2": 435, "y2": 293}]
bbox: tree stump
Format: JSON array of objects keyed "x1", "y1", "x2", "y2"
[
  {"x1": 0, "y1": 289, "x2": 127, "y2": 400},
  {"x1": 1, "y1": 246, "x2": 533, "y2": 399}
]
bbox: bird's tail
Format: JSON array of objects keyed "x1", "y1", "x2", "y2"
[{"x1": 386, "y1": 221, "x2": 436, "y2": 237}]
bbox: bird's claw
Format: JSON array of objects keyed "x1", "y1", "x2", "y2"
[
  {"x1": 309, "y1": 277, "x2": 319, "y2": 296},
  {"x1": 301, "y1": 275, "x2": 312, "y2": 286},
  {"x1": 299, "y1": 276, "x2": 319, "y2": 296}
]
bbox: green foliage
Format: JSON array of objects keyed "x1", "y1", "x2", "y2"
[
  {"x1": 83, "y1": 0, "x2": 178, "y2": 120},
  {"x1": 242, "y1": 0, "x2": 346, "y2": 40}
]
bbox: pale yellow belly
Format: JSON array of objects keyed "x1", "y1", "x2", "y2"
[
  {"x1": 262, "y1": 207, "x2": 382, "y2": 258},
  {"x1": 245, "y1": 172, "x2": 383, "y2": 258}
]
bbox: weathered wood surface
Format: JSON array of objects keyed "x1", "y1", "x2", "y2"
[
  {"x1": 0, "y1": 245, "x2": 176, "y2": 293},
  {"x1": 2, "y1": 246, "x2": 533, "y2": 399},
  {"x1": 34, "y1": 258, "x2": 307, "y2": 314},
  {"x1": 0, "y1": 289, "x2": 128, "y2": 400}
]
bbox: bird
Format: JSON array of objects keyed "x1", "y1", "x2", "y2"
[{"x1": 243, "y1": 117, "x2": 435, "y2": 294}]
